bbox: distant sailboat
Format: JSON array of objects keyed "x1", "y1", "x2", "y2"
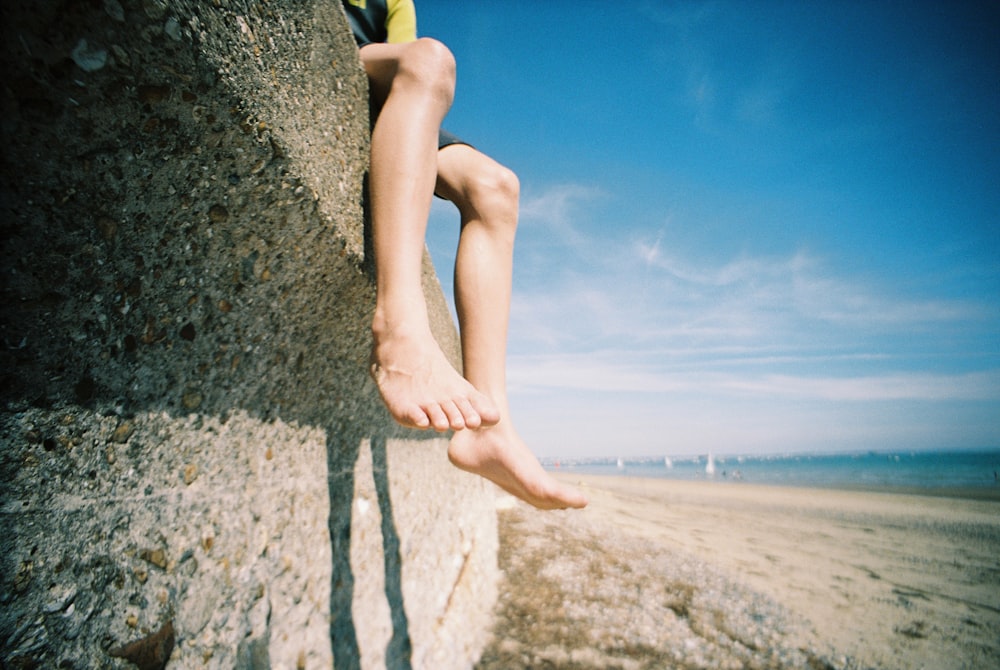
[
  {"x1": 664, "y1": 456, "x2": 673, "y2": 469},
  {"x1": 617, "y1": 457, "x2": 625, "y2": 470},
  {"x1": 705, "y1": 453, "x2": 716, "y2": 476}
]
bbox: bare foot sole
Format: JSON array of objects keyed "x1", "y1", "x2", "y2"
[
  {"x1": 370, "y1": 327, "x2": 500, "y2": 432},
  {"x1": 448, "y1": 424, "x2": 588, "y2": 510}
]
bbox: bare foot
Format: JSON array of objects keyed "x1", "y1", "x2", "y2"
[
  {"x1": 448, "y1": 421, "x2": 588, "y2": 510},
  {"x1": 370, "y1": 324, "x2": 500, "y2": 431}
]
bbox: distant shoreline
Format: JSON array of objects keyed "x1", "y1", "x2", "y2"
[{"x1": 544, "y1": 448, "x2": 1000, "y2": 502}]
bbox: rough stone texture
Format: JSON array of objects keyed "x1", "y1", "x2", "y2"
[{"x1": 0, "y1": 1, "x2": 498, "y2": 668}]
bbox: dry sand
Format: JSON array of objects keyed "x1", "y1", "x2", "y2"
[{"x1": 476, "y1": 474, "x2": 1000, "y2": 670}]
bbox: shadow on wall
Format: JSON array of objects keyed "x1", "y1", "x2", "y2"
[
  {"x1": 0, "y1": 1, "x2": 472, "y2": 667},
  {"x1": 329, "y1": 433, "x2": 414, "y2": 669}
]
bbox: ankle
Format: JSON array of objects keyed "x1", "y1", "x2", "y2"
[
  {"x1": 371, "y1": 310, "x2": 431, "y2": 347},
  {"x1": 374, "y1": 286, "x2": 432, "y2": 326},
  {"x1": 370, "y1": 310, "x2": 392, "y2": 341}
]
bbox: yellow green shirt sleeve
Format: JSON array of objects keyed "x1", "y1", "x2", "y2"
[{"x1": 385, "y1": 0, "x2": 417, "y2": 43}]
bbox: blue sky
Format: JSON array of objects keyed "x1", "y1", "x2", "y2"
[{"x1": 417, "y1": 0, "x2": 1000, "y2": 459}]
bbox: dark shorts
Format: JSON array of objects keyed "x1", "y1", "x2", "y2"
[
  {"x1": 438, "y1": 129, "x2": 469, "y2": 151},
  {"x1": 435, "y1": 129, "x2": 470, "y2": 199}
]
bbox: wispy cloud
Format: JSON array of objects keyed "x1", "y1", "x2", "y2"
[
  {"x1": 537, "y1": 233, "x2": 994, "y2": 350},
  {"x1": 718, "y1": 371, "x2": 1000, "y2": 402},
  {"x1": 519, "y1": 183, "x2": 603, "y2": 223},
  {"x1": 505, "y1": 208, "x2": 999, "y2": 414},
  {"x1": 508, "y1": 351, "x2": 1000, "y2": 402},
  {"x1": 517, "y1": 183, "x2": 605, "y2": 249}
]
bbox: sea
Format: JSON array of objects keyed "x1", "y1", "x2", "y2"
[{"x1": 545, "y1": 449, "x2": 1000, "y2": 495}]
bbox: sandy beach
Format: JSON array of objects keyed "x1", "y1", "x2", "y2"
[{"x1": 476, "y1": 474, "x2": 1000, "y2": 670}]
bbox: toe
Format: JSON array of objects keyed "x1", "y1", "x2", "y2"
[
  {"x1": 439, "y1": 400, "x2": 467, "y2": 431},
  {"x1": 471, "y1": 392, "x2": 500, "y2": 426},
  {"x1": 423, "y1": 404, "x2": 452, "y2": 432},
  {"x1": 400, "y1": 404, "x2": 430, "y2": 429},
  {"x1": 453, "y1": 397, "x2": 481, "y2": 429}
]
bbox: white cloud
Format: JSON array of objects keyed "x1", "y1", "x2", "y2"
[
  {"x1": 636, "y1": 235, "x2": 663, "y2": 266},
  {"x1": 517, "y1": 183, "x2": 605, "y2": 249},
  {"x1": 719, "y1": 371, "x2": 1000, "y2": 401},
  {"x1": 508, "y1": 221, "x2": 999, "y2": 393},
  {"x1": 519, "y1": 183, "x2": 603, "y2": 224},
  {"x1": 590, "y1": 237, "x2": 991, "y2": 342},
  {"x1": 508, "y1": 351, "x2": 1000, "y2": 402}
]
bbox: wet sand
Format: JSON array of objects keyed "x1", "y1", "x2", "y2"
[{"x1": 476, "y1": 475, "x2": 1000, "y2": 670}]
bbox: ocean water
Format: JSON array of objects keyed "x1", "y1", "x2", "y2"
[{"x1": 547, "y1": 449, "x2": 1000, "y2": 493}]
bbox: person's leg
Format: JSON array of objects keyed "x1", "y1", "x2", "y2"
[
  {"x1": 360, "y1": 39, "x2": 499, "y2": 432},
  {"x1": 435, "y1": 145, "x2": 588, "y2": 509}
]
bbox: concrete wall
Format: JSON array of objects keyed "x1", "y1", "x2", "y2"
[{"x1": 0, "y1": 1, "x2": 498, "y2": 668}]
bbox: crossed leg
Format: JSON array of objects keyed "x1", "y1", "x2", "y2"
[{"x1": 436, "y1": 145, "x2": 588, "y2": 510}]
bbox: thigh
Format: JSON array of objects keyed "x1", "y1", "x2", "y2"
[{"x1": 357, "y1": 41, "x2": 410, "y2": 103}]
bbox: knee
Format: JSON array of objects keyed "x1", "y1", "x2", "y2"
[
  {"x1": 467, "y1": 163, "x2": 520, "y2": 225},
  {"x1": 396, "y1": 38, "x2": 456, "y2": 105}
]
